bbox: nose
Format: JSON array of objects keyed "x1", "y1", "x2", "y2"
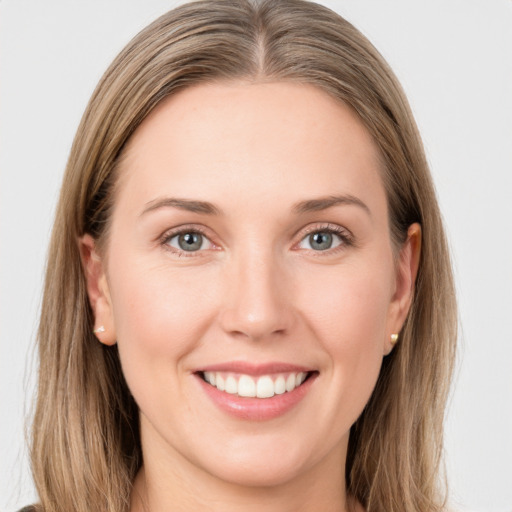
[{"x1": 219, "y1": 248, "x2": 295, "y2": 342}]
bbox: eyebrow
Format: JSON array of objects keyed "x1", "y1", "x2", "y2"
[
  {"x1": 140, "y1": 194, "x2": 370, "y2": 218},
  {"x1": 292, "y1": 194, "x2": 371, "y2": 216},
  {"x1": 141, "y1": 197, "x2": 221, "y2": 216}
]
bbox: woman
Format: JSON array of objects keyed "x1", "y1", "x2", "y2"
[{"x1": 25, "y1": 0, "x2": 457, "y2": 511}]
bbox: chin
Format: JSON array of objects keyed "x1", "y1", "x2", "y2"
[
  {"x1": 206, "y1": 458, "x2": 308, "y2": 489},
  {"x1": 191, "y1": 435, "x2": 327, "y2": 489}
]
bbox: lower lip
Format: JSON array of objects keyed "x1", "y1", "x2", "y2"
[{"x1": 196, "y1": 373, "x2": 317, "y2": 421}]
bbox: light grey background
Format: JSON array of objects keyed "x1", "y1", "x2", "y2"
[{"x1": 1, "y1": 1, "x2": 511, "y2": 511}]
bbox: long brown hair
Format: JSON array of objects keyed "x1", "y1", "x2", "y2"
[{"x1": 31, "y1": 1, "x2": 457, "y2": 511}]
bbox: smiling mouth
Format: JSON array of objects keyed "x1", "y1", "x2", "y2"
[{"x1": 199, "y1": 371, "x2": 314, "y2": 399}]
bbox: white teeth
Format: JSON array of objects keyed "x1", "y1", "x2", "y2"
[
  {"x1": 238, "y1": 375, "x2": 256, "y2": 397},
  {"x1": 285, "y1": 373, "x2": 296, "y2": 392},
  {"x1": 203, "y1": 371, "x2": 310, "y2": 398},
  {"x1": 216, "y1": 374, "x2": 225, "y2": 391},
  {"x1": 274, "y1": 375, "x2": 286, "y2": 395},
  {"x1": 204, "y1": 371, "x2": 216, "y2": 386},
  {"x1": 225, "y1": 375, "x2": 238, "y2": 394},
  {"x1": 256, "y1": 376, "x2": 275, "y2": 398},
  {"x1": 295, "y1": 372, "x2": 307, "y2": 387}
]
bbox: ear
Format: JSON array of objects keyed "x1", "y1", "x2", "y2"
[
  {"x1": 384, "y1": 223, "x2": 421, "y2": 355},
  {"x1": 78, "y1": 234, "x2": 117, "y2": 345}
]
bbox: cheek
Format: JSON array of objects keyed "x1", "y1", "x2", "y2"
[
  {"x1": 300, "y1": 261, "x2": 392, "y2": 346},
  {"x1": 107, "y1": 256, "x2": 220, "y2": 383},
  {"x1": 298, "y1": 261, "x2": 393, "y2": 413}
]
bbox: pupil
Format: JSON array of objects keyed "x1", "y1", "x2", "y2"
[
  {"x1": 179, "y1": 232, "x2": 202, "y2": 251},
  {"x1": 310, "y1": 232, "x2": 332, "y2": 250}
]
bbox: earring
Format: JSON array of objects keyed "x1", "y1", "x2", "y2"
[
  {"x1": 94, "y1": 325, "x2": 106, "y2": 334},
  {"x1": 390, "y1": 333, "x2": 399, "y2": 344}
]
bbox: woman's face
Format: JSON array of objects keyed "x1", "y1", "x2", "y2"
[{"x1": 84, "y1": 82, "x2": 417, "y2": 489}]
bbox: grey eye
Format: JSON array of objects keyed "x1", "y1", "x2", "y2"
[
  {"x1": 298, "y1": 230, "x2": 343, "y2": 251},
  {"x1": 167, "y1": 232, "x2": 211, "y2": 252},
  {"x1": 309, "y1": 232, "x2": 333, "y2": 250}
]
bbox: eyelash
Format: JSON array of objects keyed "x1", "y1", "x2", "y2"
[
  {"x1": 296, "y1": 223, "x2": 354, "y2": 254},
  {"x1": 159, "y1": 225, "x2": 214, "y2": 257},
  {"x1": 159, "y1": 223, "x2": 354, "y2": 257}
]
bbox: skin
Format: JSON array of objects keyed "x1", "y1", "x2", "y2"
[{"x1": 80, "y1": 82, "x2": 420, "y2": 512}]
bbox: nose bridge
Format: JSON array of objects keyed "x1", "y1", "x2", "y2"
[{"x1": 220, "y1": 242, "x2": 293, "y2": 340}]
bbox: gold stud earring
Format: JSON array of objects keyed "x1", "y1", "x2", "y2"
[
  {"x1": 94, "y1": 325, "x2": 106, "y2": 334},
  {"x1": 390, "y1": 333, "x2": 399, "y2": 344}
]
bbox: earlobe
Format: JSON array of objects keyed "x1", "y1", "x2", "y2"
[
  {"x1": 78, "y1": 234, "x2": 117, "y2": 346},
  {"x1": 384, "y1": 223, "x2": 422, "y2": 355}
]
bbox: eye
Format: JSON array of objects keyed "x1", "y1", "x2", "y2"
[
  {"x1": 297, "y1": 228, "x2": 347, "y2": 251},
  {"x1": 166, "y1": 231, "x2": 213, "y2": 252}
]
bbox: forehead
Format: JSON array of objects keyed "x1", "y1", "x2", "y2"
[{"x1": 115, "y1": 81, "x2": 385, "y2": 215}]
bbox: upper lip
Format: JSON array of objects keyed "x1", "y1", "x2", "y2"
[{"x1": 194, "y1": 361, "x2": 315, "y2": 376}]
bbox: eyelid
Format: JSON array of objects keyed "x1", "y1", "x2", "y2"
[
  {"x1": 293, "y1": 223, "x2": 355, "y2": 251},
  {"x1": 159, "y1": 224, "x2": 219, "y2": 256},
  {"x1": 157, "y1": 222, "x2": 354, "y2": 256}
]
